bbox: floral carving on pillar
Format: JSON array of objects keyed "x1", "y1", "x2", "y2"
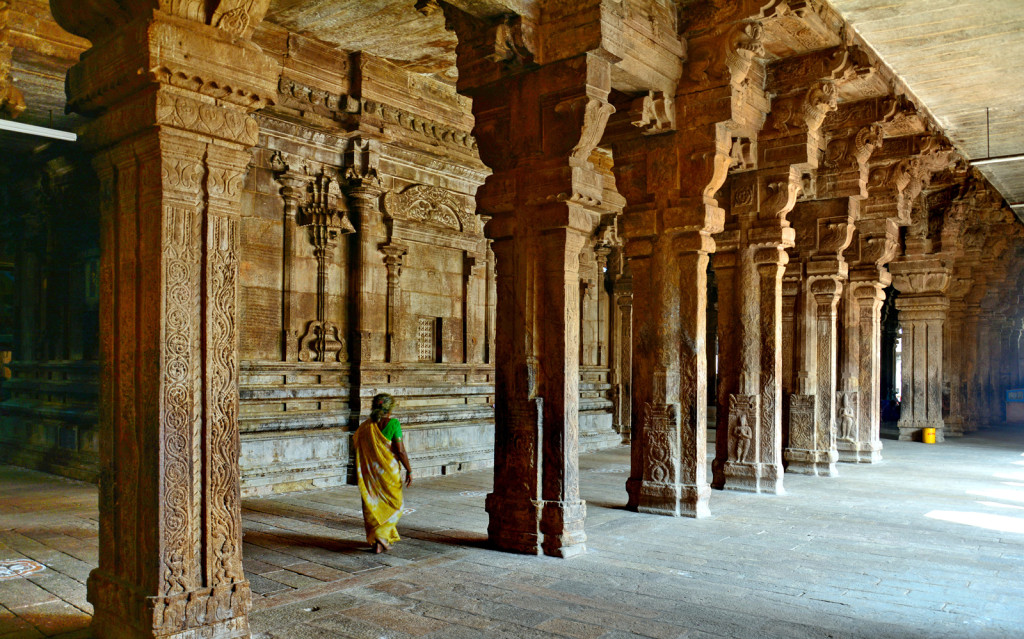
[{"x1": 50, "y1": 1, "x2": 280, "y2": 636}]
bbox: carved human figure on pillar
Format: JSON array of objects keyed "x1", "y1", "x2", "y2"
[{"x1": 732, "y1": 412, "x2": 753, "y2": 463}]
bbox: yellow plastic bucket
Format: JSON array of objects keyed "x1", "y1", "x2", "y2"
[{"x1": 922, "y1": 427, "x2": 936, "y2": 444}]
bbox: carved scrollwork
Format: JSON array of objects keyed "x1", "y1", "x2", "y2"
[
  {"x1": 686, "y1": 20, "x2": 765, "y2": 88},
  {"x1": 384, "y1": 184, "x2": 470, "y2": 232}
]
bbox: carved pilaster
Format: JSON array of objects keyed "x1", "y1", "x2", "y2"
[
  {"x1": 380, "y1": 243, "x2": 408, "y2": 363},
  {"x1": 271, "y1": 152, "x2": 306, "y2": 362},
  {"x1": 52, "y1": 3, "x2": 279, "y2": 636},
  {"x1": 346, "y1": 150, "x2": 386, "y2": 364},
  {"x1": 464, "y1": 253, "x2": 485, "y2": 363}
]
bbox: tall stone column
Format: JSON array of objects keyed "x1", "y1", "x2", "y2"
[
  {"x1": 962, "y1": 309, "x2": 982, "y2": 431},
  {"x1": 891, "y1": 260, "x2": 950, "y2": 441},
  {"x1": 484, "y1": 233, "x2": 542, "y2": 554},
  {"x1": 715, "y1": 171, "x2": 799, "y2": 493},
  {"x1": 611, "y1": 252, "x2": 633, "y2": 443},
  {"x1": 712, "y1": 249, "x2": 740, "y2": 486},
  {"x1": 943, "y1": 281, "x2": 972, "y2": 437},
  {"x1": 707, "y1": 275, "x2": 719, "y2": 408},
  {"x1": 751, "y1": 241, "x2": 788, "y2": 488},
  {"x1": 784, "y1": 204, "x2": 854, "y2": 477},
  {"x1": 51, "y1": 3, "x2": 279, "y2": 637},
  {"x1": 594, "y1": 245, "x2": 612, "y2": 367},
  {"x1": 444, "y1": 9, "x2": 630, "y2": 550},
  {"x1": 841, "y1": 279, "x2": 886, "y2": 461}
]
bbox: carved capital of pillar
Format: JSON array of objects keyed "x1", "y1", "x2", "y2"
[
  {"x1": 889, "y1": 257, "x2": 951, "y2": 301},
  {"x1": 60, "y1": 17, "x2": 276, "y2": 150}
]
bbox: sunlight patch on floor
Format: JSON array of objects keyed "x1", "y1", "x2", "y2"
[
  {"x1": 993, "y1": 471, "x2": 1024, "y2": 481},
  {"x1": 966, "y1": 487, "x2": 1024, "y2": 504},
  {"x1": 977, "y1": 500, "x2": 1024, "y2": 511},
  {"x1": 925, "y1": 510, "x2": 1024, "y2": 534}
]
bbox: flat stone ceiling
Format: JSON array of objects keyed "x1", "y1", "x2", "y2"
[{"x1": 828, "y1": 0, "x2": 1024, "y2": 213}]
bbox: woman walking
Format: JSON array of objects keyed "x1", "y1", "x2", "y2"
[{"x1": 353, "y1": 393, "x2": 413, "y2": 553}]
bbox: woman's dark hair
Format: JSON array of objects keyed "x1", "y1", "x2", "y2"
[{"x1": 370, "y1": 393, "x2": 395, "y2": 424}]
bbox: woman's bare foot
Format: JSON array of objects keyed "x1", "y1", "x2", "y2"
[{"x1": 373, "y1": 541, "x2": 384, "y2": 554}]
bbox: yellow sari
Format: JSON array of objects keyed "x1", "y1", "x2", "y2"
[{"x1": 353, "y1": 419, "x2": 403, "y2": 548}]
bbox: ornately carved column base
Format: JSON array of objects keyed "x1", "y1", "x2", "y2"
[
  {"x1": 626, "y1": 478, "x2": 711, "y2": 518},
  {"x1": 714, "y1": 461, "x2": 785, "y2": 495},
  {"x1": 484, "y1": 494, "x2": 540, "y2": 555},
  {"x1": 539, "y1": 500, "x2": 587, "y2": 558},
  {"x1": 783, "y1": 449, "x2": 838, "y2": 477},
  {"x1": 88, "y1": 570, "x2": 250, "y2": 639},
  {"x1": 836, "y1": 440, "x2": 882, "y2": 464},
  {"x1": 897, "y1": 420, "x2": 946, "y2": 443}
]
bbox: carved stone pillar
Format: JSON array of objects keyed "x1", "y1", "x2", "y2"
[
  {"x1": 446, "y1": 32, "x2": 619, "y2": 554},
  {"x1": 612, "y1": 254, "x2": 633, "y2": 443},
  {"x1": 750, "y1": 242, "x2": 788, "y2": 490},
  {"x1": 716, "y1": 160, "x2": 802, "y2": 492},
  {"x1": 962, "y1": 309, "x2": 982, "y2": 431},
  {"x1": 51, "y1": 2, "x2": 279, "y2": 637},
  {"x1": 712, "y1": 249, "x2": 740, "y2": 486},
  {"x1": 625, "y1": 228, "x2": 714, "y2": 516},
  {"x1": 485, "y1": 234, "x2": 542, "y2": 554},
  {"x1": 839, "y1": 280, "x2": 886, "y2": 461},
  {"x1": 788, "y1": 276, "x2": 843, "y2": 475},
  {"x1": 381, "y1": 244, "x2": 408, "y2": 363},
  {"x1": 594, "y1": 245, "x2": 612, "y2": 367},
  {"x1": 943, "y1": 286, "x2": 971, "y2": 437},
  {"x1": 484, "y1": 236, "x2": 496, "y2": 364},
  {"x1": 891, "y1": 261, "x2": 951, "y2": 441},
  {"x1": 707, "y1": 273, "x2": 719, "y2": 408}
]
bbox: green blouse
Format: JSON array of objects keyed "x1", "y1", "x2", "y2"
[{"x1": 380, "y1": 417, "x2": 402, "y2": 442}]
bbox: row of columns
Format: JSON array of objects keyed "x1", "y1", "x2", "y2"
[{"x1": 49, "y1": 1, "x2": 1024, "y2": 637}]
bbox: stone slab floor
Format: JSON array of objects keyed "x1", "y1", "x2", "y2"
[{"x1": 2, "y1": 427, "x2": 1024, "y2": 639}]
